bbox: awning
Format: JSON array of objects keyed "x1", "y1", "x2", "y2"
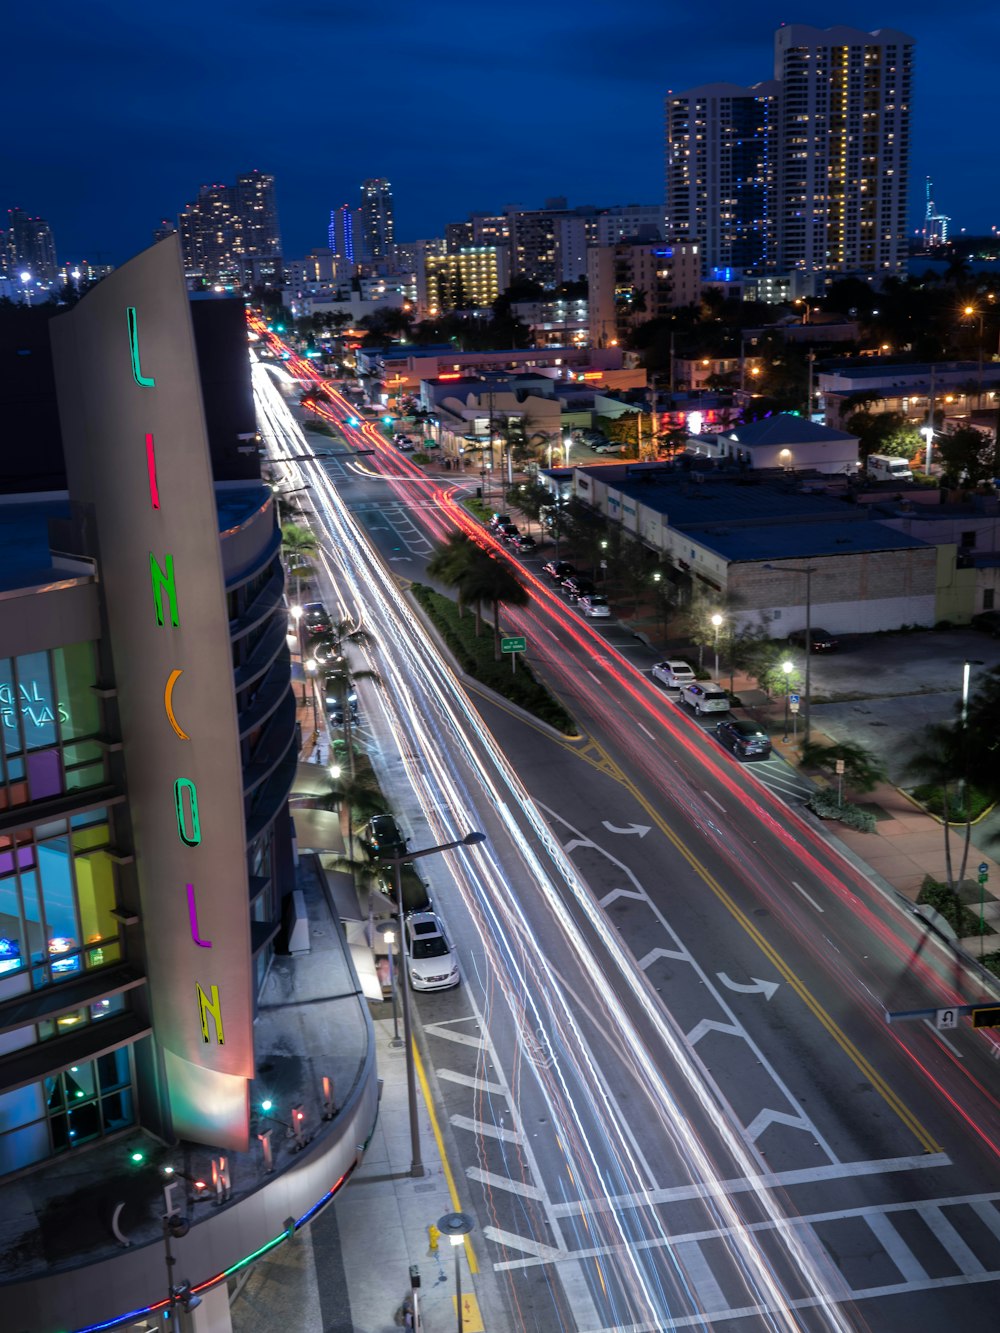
[
  {"x1": 291, "y1": 762, "x2": 334, "y2": 798},
  {"x1": 291, "y1": 807, "x2": 344, "y2": 853},
  {"x1": 318, "y1": 858, "x2": 365, "y2": 923}
]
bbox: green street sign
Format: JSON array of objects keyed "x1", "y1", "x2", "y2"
[{"x1": 501, "y1": 636, "x2": 526, "y2": 654}]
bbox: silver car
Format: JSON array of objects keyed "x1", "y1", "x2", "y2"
[
  {"x1": 651, "y1": 659, "x2": 696, "y2": 690},
  {"x1": 679, "y1": 681, "x2": 730, "y2": 714},
  {"x1": 404, "y1": 912, "x2": 460, "y2": 991}
]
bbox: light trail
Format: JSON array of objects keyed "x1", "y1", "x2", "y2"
[{"x1": 253, "y1": 356, "x2": 859, "y2": 1331}]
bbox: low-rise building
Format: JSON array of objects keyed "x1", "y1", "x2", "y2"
[{"x1": 685, "y1": 414, "x2": 859, "y2": 475}]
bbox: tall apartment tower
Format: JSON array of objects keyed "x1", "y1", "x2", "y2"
[
  {"x1": 4, "y1": 207, "x2": 59, "y2": 283},
  {"x1": 774, "y1": 25, "x2": 913, "y2": 280},
  {"x1": 664, "y1": 26, "x2": 913, "y2": 289},
  {"x1": 360, "y1": 178, "x2": 394, "y2": 261},
  {"x1": 329, "y1": 203, "x2": 356, "y2": 263},
  {"x1": 177, "y1": 170, "x2": 282, "y2": 287},
  {"x1": 235, "y1": 169, "x2": 283, "y2": 270},
  {"x1": 665, "y1": 82, "x2": 779, "y2": 278}
]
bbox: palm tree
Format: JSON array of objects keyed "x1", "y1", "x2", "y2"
[
  {"x1": 903, "y1": 722, "x2": 970, "y2": 892},
  {"x1": 323, "y1": 659, "x2": 380, "y2": 779},
  {"x1": 281, "y1": 522, "x2": 318, "y2": 606},
  {"x1": 427, "y1": 532, "x2": 483, "y2": 621},
  {"x1": 460, "y1": 557, "x2": 530, "y2": 660}
]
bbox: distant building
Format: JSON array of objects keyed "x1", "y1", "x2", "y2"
[
  {"x1": 686, "y1": 414, "x2": 860, "y2": 475},
  {"x1": 4, "y1": 207, "x2": 58, "y2": 284},
  {"x1": 360, "y1": 177, "x2": 394, "y2": 262},
  {"x1": 588, "y1": 241, "x2": 701, "y2": 346},
  {"x1": 329, "y1": 202, "x2": 357, "y2": 265},
  {"x1": 177, "y1": 169, "x2": 283, "y2": 287},
  {"x1": 665, "y1": 25, "x2": 914, "y2": 291},
  {"x1": 417, "y1": 246, "x2": 509, "y2": 317}
]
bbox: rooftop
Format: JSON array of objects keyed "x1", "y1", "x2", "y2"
[
  {"x1": 722, "y1": 414, "x2": 857, "y2": 447},
  {"x1": 686, "y1": 518, "x2": 932, "y2": 563}
]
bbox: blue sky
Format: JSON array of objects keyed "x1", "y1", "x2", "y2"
[{"x1": 8, "y1": 1, "x2": 1000, "y2": 265}]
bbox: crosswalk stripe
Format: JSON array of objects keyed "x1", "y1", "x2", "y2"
[
  {"x1": 672, "y1": 1239, "x2": 729, "y2": 1312},
  {"x1": 450, "y1": 1113, "x2": 522, "y2": 1143},
  {"x1": 483, "y1": 1225, "x2": 566, "y2": 1262},
  {"x1": 467, "y1": 1166, "x2": 546, "y2": 1200},
  {"x1": 438, "y1": 1068, "x2": 506, "y2": 1096},
  {"x1": 917, "y1": 1205, "x2": 986, "y2": 1274},
  {"x1": 864, "y1": 1212, "x2": 927, "y2": 1283},
  {"x1": 972, "y1": 1199, "x2": 1000, "y2": 1242}
]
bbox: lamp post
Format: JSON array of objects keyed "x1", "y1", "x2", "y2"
[
  {"x1": 381, "y1": 832, "x2": 485, "y2": 1177},
  {"x1": 765, "y1": 563, "x2": 816, "y2": 744},
  {"x1": 959, "y1": 658, "x2": 984, "y2": 813},
  {"x1": 920, "y1": 424, "x2": 934, "y2": 475},
  {"x1": 19, "y1": 271, "x2": 31, "y2": 307},
  {"x1": 782, "y1": 659, "x2": 794, "y2": 742},
  {"x1": 380, "y1": 924, "x2": 402, "y2": 1046},
  {"x1": 438, "y1": 1211, "x2": 475, "y2": 1333},
  {"x1": 711, "y1": 612, "x2": 724, "y2": 680},
  {"x1": 304, "y1": 657, "x2": 319, "y2": 731}
]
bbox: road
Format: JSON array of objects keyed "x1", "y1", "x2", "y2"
[{"x1": 253, "y1": 334, "x2": 1000, "y2": 1330}]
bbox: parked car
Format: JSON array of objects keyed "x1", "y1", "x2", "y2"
[
  {"x1": 787, "y1": 627, "x2": 838, "y2": 652},
  {"x1": 497, "y1": 523, "x2": 520, "y2": 543},
  {"x1": 971, "y1": 610, "x2": 1000, "y2": 638},
  {"x1": 301, "y1": 602, "x2": 332, "y2": 635},
  {"x1": 376, "y1": 862, "x2": 431, "y2": 914},
  {"x1": 715, "y1": 717, "x2": 772, "y2": 759},
  {"x1": 579, "y1": 593, "x2": 611, "y2": 618},
  {"x1": 593, "y1": 441, "x2": 624, "y2": 454},
  {"x1": 327, "y1": 694, "x2": 358, "y2": 727},
  {"x1": 488, "y1": 513, "x2": 511, "y2": 531},
  {"x1": 404, "y1": 912, "x2": 460, "y2": 990},
  {"x1": 395, "y1": 437, "x2": 415, "y2": 452},
  {"x1": 651, "y1": 659, "x2": 696, "y2": 689},
  {"x1": 679, "y1": 681, "x2": 730, "y2": 714},
  {"x1": 543, "y1": 560, "x2": 576, "y2": 581},
  {"x1": 360, "y1": 814, "x2": 407, "y2": 862},
  {"x1": 512, "y1": 533, "x2": 537, "y2": 552},
  {"x1": 562, "y1": 575, "x2": 596, "y2": 602}
]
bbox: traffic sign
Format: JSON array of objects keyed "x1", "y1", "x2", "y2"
[
  {"x1": 789, "y1": 701, "x2": 800, "y2": 714},
  {"x1": 501, "y1": 636, "x2": 526, "y2": 654},
  {"x1": 979, "y1": 862, "x2": 989, "y2": 876},
  {"x1": 935, "y1": 1008, "x2": 959, "y2": 1030},
  {"x1": 789, "y1": 693, "x2": 800, "y2": 704}
]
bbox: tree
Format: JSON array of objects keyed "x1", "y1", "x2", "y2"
[
  {"x1": 510, "y1": 479, "x2": 553, "y2": 534},
  {"x1": 800, "y1": 740, "x2": 887, "y2": 794},
  {"x1": 903, "y1": 722, "x2": 971, "y2": 892},
  {"x1": 845, "y1": 410, "x2": 922, "y2": 462},
  {"x1": 323, "y1": 657, "x2": 380, "y2": 780},
  {"x1": 281, "y1": 522, "x2": 317, "y2": 604},
  {"x1": 956, "y1": 665, "x2": 1000, "y2": 802},
  {"x1": 427, "y1": 532, "x2": 483, "y2": 622},
  {"x1": 936, "y1": 425, "x2": 995, "y2": 488}
]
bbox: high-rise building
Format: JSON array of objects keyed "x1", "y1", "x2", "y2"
[
  {"x1": 4, "y1": 207, "x2": 58, "y2": 283},
  {"x1": 417, "y1": 246, "x2": 510, "y2": 317},
  {"x1": 329, "y1": 203, "x2": 356, "y2": 264},
  {"x1": 774, "y1": 25, "x2": 913, "y2": 281},
  {"x1": 665, "y1": 25, "x2": 913, "y2": 290},
  {"x1": 665, "y1": 82, "x2": 779, "y2": 279},
  {"x1": 176, "y1": 170, "x2": 283, "y2": 287},
  {"x1": 360, "y1": 178, "x2": 394, "y2": 262}
]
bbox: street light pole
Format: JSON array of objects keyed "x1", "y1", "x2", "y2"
[
  {"x1": 382, "y1": 832, "x2": 485, "y2": 1178},
  {"x1": 381, "y1": 925, "x2": 402, "y2": 1046},
  {"x1": 711, "y1": 613, "x2": 723, "y2": 680},
  {"x1": 782, "y1": 659, "x2": 793, "y2": 742},
  {"x1": 438, "y1": 1211, "x2": 475, "y2": 1333},
  {"x1": 765, "y1": 564, "x2": 816, "y2": 744}
]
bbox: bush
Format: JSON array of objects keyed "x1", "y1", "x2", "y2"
[
  {"x1": 917, "y1": 875, "x2": 990, "y2": 937},
  {"x1": 410, "y1": 583, "x2": 576, "y2": 734},
  {"x1": 806, "y1": 790, "x2": 876, "y2": 831},
  {"x1": 911, "y1": 782, "x2": 992, "y2": 823},
  {"x1": 981, "y1": 951, "x2": 1000, "y2": 980},
  {"x1": 838, "y1": 804, "x2": 877, "y2": 832},
  {"x1": 411, "y1": 452, "x2": 430, "y2": 464}
]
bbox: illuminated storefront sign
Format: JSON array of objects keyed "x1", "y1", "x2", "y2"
[{"x1": 0, "y1": 681, "x2": 69, "y2": 729}]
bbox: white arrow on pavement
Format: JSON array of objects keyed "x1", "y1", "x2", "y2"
[
  {"x1": 716, "y1": 972, "x2": 780, "y2": 1001},
  {"x1": 601, "y1": 821, "x2": 652, "y2": 837}
]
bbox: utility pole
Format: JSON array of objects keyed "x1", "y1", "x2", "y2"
[{"x1": 806, "y1": 350, "x2": 815, "y2": 420}]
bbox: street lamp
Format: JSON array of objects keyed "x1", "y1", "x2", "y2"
[
  {"x1": 19, "y1": 271, "x2": 31, "y2": 306},
  {"x1": 711, "y1": 612, "x2": 724, "y2": 680},
  {"x1": 380, "y1": 831, "x2": 486, "y2": 1176},
  {"x1": 304, "y1": 656, "x2": 319, "y2": 730},
  {"x1": 764, "y1": 563, "x2": 817, "y2": 743},
  {"x1": 782, "y1": 659, "x2": 794, "y2": 741},
  {"x1": 379, "y1": 923, "x2": 402, "y2": 1047},
  {"x1": 438, "y1": 1211, "x2": 475, "y2": 1333}
]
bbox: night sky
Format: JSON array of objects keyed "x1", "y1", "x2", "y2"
[{"x1": 9, "y1": 1, "x2": 1000, "y2": 267}]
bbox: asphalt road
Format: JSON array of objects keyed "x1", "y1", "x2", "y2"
[{"x1": 260, "y1": 362, "x2": 1000, "y2": 1331}]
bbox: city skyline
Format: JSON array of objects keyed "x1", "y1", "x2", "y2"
[{"x1": 7, "y1": 4, "x2": 1000, "y2": 267}]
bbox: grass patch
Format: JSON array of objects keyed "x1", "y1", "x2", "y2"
[
  {"x1": 917, "y1": 875, "x2": 993, "y2": 937},
  {"x1": 412, "y1": 583, "x2": 575, "y2": 734},
  {"x1": 911, "y1": 783, "x2": 992, "y2": 823}
]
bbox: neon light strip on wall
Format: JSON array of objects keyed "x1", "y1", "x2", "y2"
[
  {"x1": 173, "y1": 778, "x2": 202, "y2": 847},
  {"x1": 144, "y1": 433, "x2": 160, "y2": 508},
  {"x1": 126, "y1": 306, "x2": 156, "y2": 387}
]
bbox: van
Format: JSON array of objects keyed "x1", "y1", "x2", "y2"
[{"x1": 867, "y1": 454, "x2": 912, "y2": 482}]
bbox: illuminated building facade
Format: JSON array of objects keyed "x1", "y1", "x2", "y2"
[
  {"x1": 417, "y1": 246, "x2": 509, "y2": 317},
  {"x1": 177, "y1": 169, "x2": 283, "y2": 287},
  {"x1": 587, "y1": 241, "x2": 701, "y2": 346},
  {"x1": 665, "y1": 26, "x2": 913, "y2": 290},
  {"x1": 3, "y1": 207, "x2": 59, "y2": 284},
  {"x1": 0, "y1": 239, "x2": 376, "y2": 1332},
  {"x1": 360, "y1": 177, "x2": 394, "y2": 262}
]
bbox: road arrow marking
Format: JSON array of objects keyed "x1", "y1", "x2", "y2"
[
  {"x1": 601, "y1": 821, "x2": 652, "y2": 837},
  {"x1": 717, "y1": 972, "x2": 780, "y2": 1001},
  {"x1": 638, "y1": 946, "x2": 690, "y2": 970}
]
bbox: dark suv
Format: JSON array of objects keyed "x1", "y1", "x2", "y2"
[
  {"x1": 302, "y1": 602, "x2": 332, "y2": 635},
  {"x1": 715, "y1": 718, "x2": 772, "y2": 760},
  {"x1": 787, "y1": 627, "x2": 838, "y2": 652},
  {"x1": 542, "y1": 560, "x2": 576, "y2": 582},
  {"x1": 562, "y1": 575, "x2": 596, "y2": 602},
  {"x1": 360, "y1": 814, "x2": 407, "y2": 861}
]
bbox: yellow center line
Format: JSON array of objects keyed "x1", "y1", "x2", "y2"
[
  {"x1": 413, "y1": 1038, "x2": 479, "y2": 1274},
  {"x1": 567, "y1": 732, "x2": 942, "y2": 1154}
]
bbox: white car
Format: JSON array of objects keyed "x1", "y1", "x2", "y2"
[
  {"x1": 651, "y1": 659, "x2": 696, "y2": 690},
  {"x1": 404, "y1": 912, "x2": 460, "y2": 991},
  {"x1": 579, "y1": 594, "x2": 611, "y2": 618},
  {"x1": 678, "y1": 681, "x2": 730, "y2": 714}
]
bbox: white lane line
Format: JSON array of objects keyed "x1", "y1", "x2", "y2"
[
  {"x1": 638, "y1": 721, "x2": 656, "y2": 740},
  {"x1": 586, "y1": 670, "x2": 600, "y2": 683},
  {"x1": 865, "y1": 1212, "x2": 927, "y2": 1283},
  {"x1": 423, "y1": 1023, "x2": 487, "y2": 1050},
  {"x1": 744, "y1": 1107, "x2": 814, "y2": 1143},
  {"x1": 467, "y1": 1166, "x2": 546, "y2": 1200},
  {"x1": 672, "y1": 1238, "x2": 730, "y2": 1312},
  {"x1": 972, "y1": 1199, "x2": 1000, "y2": 1241},
  {"x1": 449, "y1": 1113, "x2": 522, "y2": 1143},
  {"x1": 702, "y1": 790, "x2": 726, "y2": 814},
  {"x1": 482, "y1": 1226, "x2": 566, "y2": 1262},
  {"x1": 923, "y1": 1017, "x2": 964, "y2": 1058},
  {"x1": 791, "y1": 880, "x2": 825, "y2": 913},
  {"x1": 547, "y1": 1153, "x2": 952, "y2": 1217},
  {"x1": 438, "y1": 1068, "x2": 507, "y2": 1096},
  {"x1": 917, "y1": 1204, "x2": 985, "y2": 1274}
]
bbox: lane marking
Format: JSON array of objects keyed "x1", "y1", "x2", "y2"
[
  {"x1": 547, "y1": 1153, "x2": 952, "y2": 1217},
  {"x1": 467, "y1": 1167, "x2": 546, "y2": 1200},
  {"x1": 482, "y1": 1225, "x2": 566, "y2": 1263},
  {"x1": 744, "y1": 1107, "x2": 814, "y2": 1143},
  {"x1": 865, "y1": 1212, "x2": 926, "y2": 1283},
  {"x1": 438, "y1": 1069, "x2": 507, "y2": 1096},
  {"x1": 923, "y1": 1017, "x2": 963, "y2": 1058},
  {"x1": 917, "y1": 1204, "x2": 985, "y2": 1273},
  {"x1": 791, "y1": 880, "x2": 825, "y2": 913},
  {"x1": 413, "y1": 1039, "x2": 479, "y2": 1275},
  {"x1": 672, "y1": 1239, "x2": 729, "y2": 1312},
  {"x1": 450, "y1": 1113, "x2": 522, "y2": 1144},
  {"x1": 702, "y1": 790, "x2": 727, "y2": 814}
]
